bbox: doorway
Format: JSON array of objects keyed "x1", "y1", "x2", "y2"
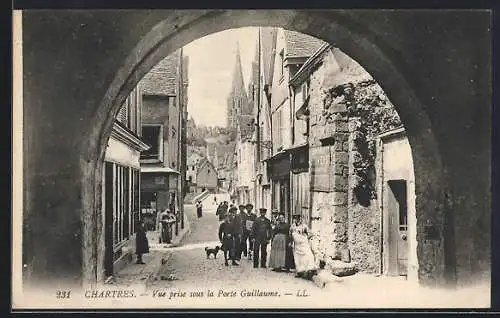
[
  {"x1": 385, "y1": 179, "x2": 408, "y2": 277},
  {"x1": 279, "y1": 179, "x2": 291, "y2": 224}
]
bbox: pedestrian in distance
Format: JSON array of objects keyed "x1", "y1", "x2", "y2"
[
  {"x1": 216, "y1": 201, "x2": 227, "y2": 222},
  {"x1": 196, "y1": 200, "x2": 203, "y2": 218},
  {"x1": 135, "y1": 220, "x2": 150, "y2": 265},
  {"x1": 250, "y1": 208, "x2": 272, "y2": 268}
]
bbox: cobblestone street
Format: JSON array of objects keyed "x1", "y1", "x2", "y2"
[{"x1": 136, "y1": 204, "x2": 489, "y2": 309}]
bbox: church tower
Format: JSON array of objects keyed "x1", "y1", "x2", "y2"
[{"x1": 226, "y1": 42, "x2": 250, "y2": 129}]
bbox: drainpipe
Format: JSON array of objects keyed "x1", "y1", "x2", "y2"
[{"x1": 378, "y1": 137, "x2": 384, "y2": 276}]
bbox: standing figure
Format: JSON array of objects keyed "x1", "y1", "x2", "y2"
[
  {"x1": 213, "y1": 196, "x2": 217, "y2": 207},
  {"x1": 268, "y1": 212, "x2": 293, "y2": 272},
  {"x1": 245, "y1": 204, "x2": 257, "y2": 260},
  {"x1": 232, "y1": 205, "x2": 246, "y2": 260},
  {"x1": 216, "y1": 201, "x2": 228, "y2": 222},
  {"x1": 238, "y1": 204, "x2": 250, "y2": 259},
  {"x1": 218, "y1": 213, "x2": 239, "y2": 266},
  {"x1": 159, "y1": 209, "x2": 176, "y2": 244},
  {"x1": 290, "y1": 215, "x2": 317, "y2": 279},
  {"x1": 250, "y1": 208, "x2": 272, "y2": 268},
  {"x1": 196, "y1": 201, "x2": 203, "y2": 218},
  {"x1": 135, "y1": 220, "x2": 150, "y2": 264}
]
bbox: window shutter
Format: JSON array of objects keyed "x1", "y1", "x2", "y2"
[{"x1": 117, "y1": 98, "x2": 129, "y2": 126}]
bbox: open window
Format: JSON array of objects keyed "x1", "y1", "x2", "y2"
[{"x1": 140, "y1": 124, "x2": 163, "y2": 162}]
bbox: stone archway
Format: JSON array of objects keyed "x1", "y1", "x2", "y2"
[
  {"x1": 20, "y1": 10, "x2": 490, "y2": 289},
  {"x1": 86, "y1": 10, "x2": 444, "y2": 287}
]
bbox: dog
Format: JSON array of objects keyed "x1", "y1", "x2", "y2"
[{"x1": 205, "y1": 246, "x2": 221, "y2": 259}]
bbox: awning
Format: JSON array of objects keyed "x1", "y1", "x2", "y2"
[
  {"x1": 285, "y1": 142, "x2": 308, "y2": 152},
  {"x1": 140, "y1": 166, "x2": 180, "y2": 174}
]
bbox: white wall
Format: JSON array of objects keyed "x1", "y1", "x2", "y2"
[
  {"x1": 104, "y1": 136, "x2": 141, "y2": 169},
  {"x1": 237, "y1": 140, "x2": 254, "y2": 188}
]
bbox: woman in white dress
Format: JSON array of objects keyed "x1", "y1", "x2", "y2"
[{"x1": 290, "y1": 215, "x2": 317, "y2": 279}]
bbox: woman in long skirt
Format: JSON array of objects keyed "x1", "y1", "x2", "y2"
[
  {"x1": 290, "y1": 215, "x2": 316, "y2": 279},
  {"x1": 268, "y1": 213, "x2": 291, "y2": 271}
]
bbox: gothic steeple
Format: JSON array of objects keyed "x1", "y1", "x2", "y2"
[{"x1": 227, "y1": 42, "x2": 250, "y2": 129}]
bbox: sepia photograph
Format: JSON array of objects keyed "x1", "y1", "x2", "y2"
[{"x1": 12, "y1": 8, "x2": 492, "y2": 310}]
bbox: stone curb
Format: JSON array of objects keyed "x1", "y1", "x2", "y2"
[{"x1": 144, "y1": 212, "x2": 191, "y2": 287}]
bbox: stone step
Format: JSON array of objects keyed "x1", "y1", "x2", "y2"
[{"x1": 329, "y1": 260, "x2": 358, "y2": 277}]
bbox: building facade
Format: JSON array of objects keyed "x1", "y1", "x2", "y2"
[
  {"x1": 244, "y1": 28, "x2": 417, "y2": 280},
  {"x1": 139, "y1": 49, "x2": 188, "y2": 236},
  {"x1": 196, "y1": 159, "x2": 218, "y2": 193},
  {"x1": 266, "y1": 29, "x2": 325, "y2": 224},
  {"x1": 101, "y1": 85, "x2": 150, "y2": 279},
  {"x1": 235, "y1": 115, "x2": 255, "y2": 205}
]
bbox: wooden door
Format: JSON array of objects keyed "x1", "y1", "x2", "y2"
[{"x1": 387, "y1": 180, "x2": 408, "y2": 276}]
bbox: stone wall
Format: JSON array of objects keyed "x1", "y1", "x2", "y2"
[
  {"x1": 308, "y1": 48, "x2": 402, "y2": 273},
  {"x1": 308, "y1": 50, "x2": 350, "y2": 265},
  {"x1": 347, "y1": 117, "x2": 381, "y2": 273}
]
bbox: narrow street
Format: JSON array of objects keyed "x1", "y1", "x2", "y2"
[
  {"x1": 147, "y1": 202, "x2": 337, "y2": 308},
  {"x1": 104, "y1": 201, "x2": 489, "y2": 309},
  {"x1": 138, "y1": 202, "x2": 487, "y2": 309}
]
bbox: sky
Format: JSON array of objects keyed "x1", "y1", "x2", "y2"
[{"x1": 183, "y1": 27, "x2": 259, "y2": 128}]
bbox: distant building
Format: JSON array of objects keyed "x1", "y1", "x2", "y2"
[
  {"x1": 186, "y1": 151, "x2": 203, "y2": 193},
  {"x1": 235, "y1": 114, "x2": 255, "y2": 204},
  {"x1": 196, "y1": 159, "x2": 218, "y2": 193}
]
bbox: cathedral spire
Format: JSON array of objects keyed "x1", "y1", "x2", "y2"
[{"x1": 231, "y1": 42, "x2": 246, "y2": 100}]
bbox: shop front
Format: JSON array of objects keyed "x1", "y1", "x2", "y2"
[{"x1": 266, "y1": 151, "x2": 292, "y2": 223}]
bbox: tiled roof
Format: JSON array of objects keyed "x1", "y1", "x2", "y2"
[
  {"x1": 140, "y1": 51, "x2": 180, "y2": 96},
  {"x1": 284, "y1": 30, "x2": 327, "y2": 59},
  {"x1": 238, "y1": 115, "x2": 255, "y2": 140}
]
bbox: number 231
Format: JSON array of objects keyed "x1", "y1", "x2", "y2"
[{"x1": 56, "y1": 290, "x2": 71, "y2": 299}]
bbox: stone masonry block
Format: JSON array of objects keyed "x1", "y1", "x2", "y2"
[
  {"x1": 332, "y1": 191, "x2": 348, "y2": 206},
  {"x1": 342, "y1": 141, "x2": 350, "y2": 151},
  {"x1": 333, "y1": 120, "x2": 349, "y2": 132},
  {"x1": 334, "y1": 141, "x2": 344, "y2": 151},
  {"x1": 333, "y1": 223, "x2": 348, "y2": 243},
  {"x1": 333, "y1": 152, "x2": 348, "y2": 164},
  {"x1": 334, "y1": 163, "x2": 347, "y2": 175},
  {"x1": 328, "y1": 103, "x2": 347, "y2": 113},
  {"x1": 332, "y1": 207, "x2": 348, "y2": 223},
  {"x1": 333, "y1": 175, "x2": 348, "y2": 191},
  {"x1": 334, "y1": 132, "x2": 349, "y2": 142}
]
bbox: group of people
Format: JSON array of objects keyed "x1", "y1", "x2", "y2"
[{"x1": 216, "y1": 201, "x2": 318, "y2": 280}]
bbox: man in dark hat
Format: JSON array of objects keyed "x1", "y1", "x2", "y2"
[
  {"x1": 218, "y1": 211, "x2": 239, "y2": 266},
  {"x1": 250, "y1": 208, "x2": 272, "y2": 268}
]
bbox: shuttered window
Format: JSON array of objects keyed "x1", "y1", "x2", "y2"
[{"x1": 116, "y1": 98, "x2": 130, "y2": 127}]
